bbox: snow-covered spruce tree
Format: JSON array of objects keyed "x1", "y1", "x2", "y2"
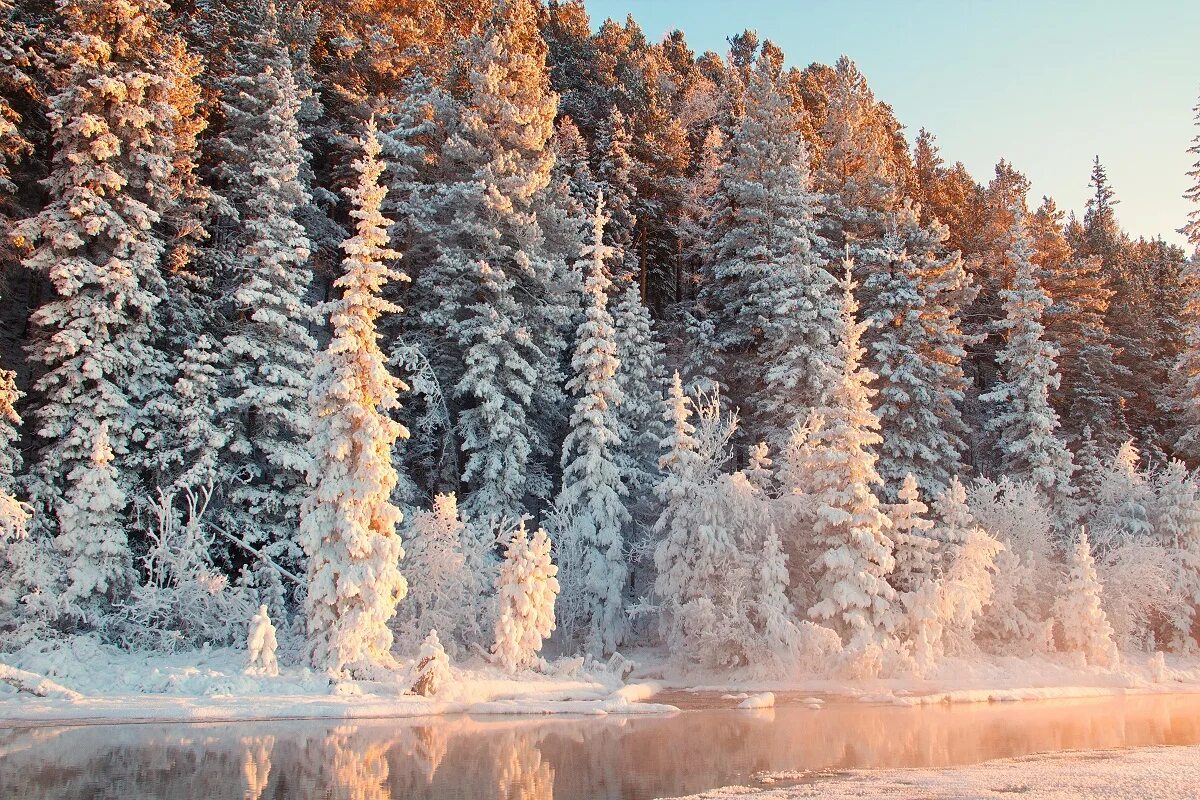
[
  {"x1": 146, "y1": 335, "x2": 226, "y2": 494},
  {"x1": 0, "y1": 367, "x2": 24, "y2": 525},
  {"x1": 806, "y1": 259, "x2": 897, "y2": 646},
  {"x1": 696, "y1": 55, "x2": 836, "y2": 446},
  {"x1": 555, "y1": 195, "x2": 631, "y2": 656},
  {"x1": 889, "y1": 473, "x2": 938, "y2": 593},
  {"x1": 0, "y1": 0, "x2": 31, "y2": 215},
  {"x1": 651, "y1": 372, "x2": 707, "y2": 650},
  {"x1": 1171, "y1": 92, "x2": 1200, "y2": 462},
  {"x1": 393, "y1": 492, "x2": 488, "y2": 656},
  {"x1": 928, "y1": 476, "x2": 976, "y2": 561},
  {"x1": 1054, "y1": 529, "x2": 1120, "y2": 667},
  {"x1": 753, "y1": 525, "x2": 819, "y2": 675},
  {"x1": 1090, "y1": 440, "x2": 1154, "y2": 554},
  {"x1": 492, "y1": 522, "x2": 560, "y2": 673},
  {"x1": 980, "y1": 207, "x2": 1077, "y2": 521},
  {"x1": 0, "y1": 367, "x2": 53, "y2": 639},
  {"x1": 1031, "y1": 198, "x2": 1128, "y2": 451},
  {"x1": 611, "y1": 278, "x2": 666, "y2": 506},
  {"x1": 300, "y1": 120, "x2": 408, "y2": 677},
  {"x1": 402, "y1": 3, "x2": 567, "y2": 523},
  {"x1": 1074, "y1": 424, "x2": 1107, "y2": 503},
  {"x1": 17, "y1": 0, "x2": 200, "y2": 520},
  {"x1": 215, "y1": 3, "x2": 318, "y2": 573},
  {"x1": 775, "y1": 412, "x2": 829, "y2": 608},
  {"x1": 868, "y1": 204, "x2": 978, "y2": 500},
  {"x1": 55, "y1": 423, "x2": 132, "y2": 624},
  {"x1": 0, "y1": 367, "x2": 31, "y2": 609},
  {"x1": 412, "y1": 628, "x2": 452, "y2": 697},
  {"x1": 1152, "y1": 459, "x2": 1200, "y2": 649},
  {"x1": 593, "y1": 107, "x2": 638, "y2": 274}
]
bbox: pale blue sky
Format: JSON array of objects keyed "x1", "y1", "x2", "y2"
[{"x1": 584, "y1": 0, "x2": 1199, "y2": 245}]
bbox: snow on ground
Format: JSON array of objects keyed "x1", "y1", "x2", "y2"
[
  {"x1": 0, "y1": 636, "x2": 676, "y2": 724},
  {"x1": 668, "y1": 745, "x2": 1200, "y2": 799},
  {"x1": 4, "y1": 637, "x2": 1200, "y2": 725}
]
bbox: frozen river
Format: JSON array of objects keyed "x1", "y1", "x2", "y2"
[{"x1": 2, "y1": 692, "x2": 1200, "y2": 799}]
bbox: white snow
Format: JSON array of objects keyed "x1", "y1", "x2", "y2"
[
  {"x1": 0, "y1": 637, "x2": 677, "y2": 724},
  {"x1": 737, "y1": 692, "x2": 775, "y2": 709},
  {"x1": 664, "y1": 745, "x2": 1200, "y2": 799}
]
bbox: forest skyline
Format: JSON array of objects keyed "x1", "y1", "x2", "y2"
[{"x1": 585, "y1": 0, "x2": 1199, "y2": 247}]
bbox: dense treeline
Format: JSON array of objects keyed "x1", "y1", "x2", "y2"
[{"x1": 1, "y1": 0, "x2": 1200, "y2": 678}]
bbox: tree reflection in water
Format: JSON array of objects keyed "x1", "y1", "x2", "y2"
[{"x1": 2, "y1": 693, "x2": 1200, "y2": 800}]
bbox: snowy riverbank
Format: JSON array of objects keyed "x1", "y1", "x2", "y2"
[
  {"x1": 0, "y1": 637, "x2": 676, "y2": 724},
  {"x1": 669, "y1": 745, "x2": 1200, "y2": 799},
  {"x1": 4, "y1": 638, "x2": 1200, "y2": 726}
]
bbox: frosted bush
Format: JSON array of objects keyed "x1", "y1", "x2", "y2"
[{"x1": 116, "y1": 486, "x2": 253, "y2": 652}]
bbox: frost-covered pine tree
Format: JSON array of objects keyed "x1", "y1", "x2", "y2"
[
  {"x1": 1091, "y1": 440, "x2": 1154, "y2": 553},
  {"x1": 18, "y1": 0, "x2": 199, "y2": 518},
  {"x1": 146, "y1": 335, "x2": 226, "y2": 494},
  {"x1": 806, "y1": 259, "x2": 896, "y2": 644},
  {"x1": 890, "y1": 474, "x2": 938, "y2": 593},
  {"x1": 0, "y1": 367, "x2": 27, "y2": 546},
  {"x1": 652, "y1": 372, "x2": 705, "y2": 642},
  {"x1": 55, "y1": 423, "x2": 131, "y2": 623},
  {"x1": 492, "y1": 522, "x2": 560, "y2": 672},
  {"x1": 0, "y1": 367, "x2": 42, "y2": 635},
  {"x1": 1172, "y1": 92, "x2": 1200, "y2": 461},
  {"x1": 393, "y1": 492, "x2": 488, "y2": 656},
  {"x1": 0, "y1": 0, "x2": 31, "y2": 214},
  {"x1": 611, "y1": 278, "x2": 666, "y2": 501},
  {"x1": 929, "y1": 476, "x2": 978, "y2": 558},
  {"x1": 1054, "y1": 529, "x2": 1120, "y2": 667},
  {"x1": 0, "y1": 367, "x2": 21, "y2": 503},
  {"x1": 216, "y1": 4, "x2": 318, "y2": 570},
  {"x1": 300, "y1": 120, "x2": 408, "y2": 677},
  {"x1": 555, "y1": 195, "x2": 631, "y2": 655},
  {"x1": 869, "y1": 204, "x2": 977, "y2": 500},
  {"x1": 754, "y1": 526, "x2": 805, "y2": 673},
  {"x1": 980, "y1": 208, "x2": 1077, "y2": 518},
  {"x1": 412, "y1": 628, "x2": 452, "y2": 697},
  {"x1": 401, "y1": 4, "x2": 564, "y2": 522},
  {"x1": 594, "y1": 107, "x2": 638, "y2": 272},
  {"x1": 697, "y1": 55, "x2": 836, "y2": 445},
  {"x1": 1074, "y1": 424, "x2": 1107, "y2": 503}
]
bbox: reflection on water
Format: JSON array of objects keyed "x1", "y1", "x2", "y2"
[{"x1": 3, "y1": 693, "x2": 1200, "y2": 800}]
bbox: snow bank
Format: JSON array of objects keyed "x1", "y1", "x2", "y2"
[
  {"x1": 737, "y1": 692, "x2": 775, "y2": 709},
  {"x1": 0, "y1": 638, "x2": 677, "y2": 724},
  {"x1": 666, "y1": 745, "x2": 1200, "y2": 799},
  {"x1": 0, "y1": 662, "x2": 82, "y2": 700}
]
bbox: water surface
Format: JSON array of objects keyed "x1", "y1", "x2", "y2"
[{"x1": 3, "y1": 692, "x2": 1200, "y2": 799}]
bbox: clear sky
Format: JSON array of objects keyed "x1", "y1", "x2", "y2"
[{"x1": 583, "y1": 0, "x2": 1199, "y2": 246}]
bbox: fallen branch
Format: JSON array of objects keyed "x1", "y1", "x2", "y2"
[
  {"x1": 0, "y1": 662, "x2": 83, "y2": 700},
  {"x1": 210, "y1": 526, "x2": 304, "y2": 586}
]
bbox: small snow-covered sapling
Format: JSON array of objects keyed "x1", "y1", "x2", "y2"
[
  {"x1": 412, "y1": 629, "x2": 452, "y2": 697},
  {"x1": 246, "y1": 605, "x2": 279, "y2": 677}
]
